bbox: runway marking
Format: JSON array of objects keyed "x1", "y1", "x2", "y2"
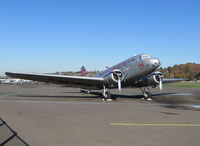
[
  {"x1": 167, "y1": 93, "x2": 193, "y2": 96},
  {"x1": 0, "y1": 100, "x2": 127, "y2": 105},
  {"x1": 110, "y1": 123, "x2": 200, "y2": 127},
  {"x1": 0, "y1": 93, "x2": 16, "y2": 97}
]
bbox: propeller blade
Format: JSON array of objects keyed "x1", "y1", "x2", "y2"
[
  {"x1": 118, "y1": 79, "x2": 121, "y2": 92},
  {"x1": 159, "y1": 80, "x2": 163, "y2": 91}
]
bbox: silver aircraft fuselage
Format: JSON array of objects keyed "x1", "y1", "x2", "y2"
[{"x1": 95, "y1": 54, "x2": 160, "y2": 88}]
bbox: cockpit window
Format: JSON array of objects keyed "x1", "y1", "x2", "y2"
[{"x1": 141, "y1": 54, "x2": 151, "y2": 60}]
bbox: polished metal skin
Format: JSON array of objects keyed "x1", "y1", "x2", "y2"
[{"x1": 5, "y1": 54, "x2": 186, "y2": 100}]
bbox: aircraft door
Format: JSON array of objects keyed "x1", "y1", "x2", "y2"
[{"x1": 136, "y1": 56, "x2": 141, "y2": 63}]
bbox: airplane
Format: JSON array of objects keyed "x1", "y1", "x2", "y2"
[
  {"x1": 5, "y1": 54, "x2": 187, "y2": 101},
  {"x1": 0, "y1": 78, "x2": 18, "y2": 84},
  {"x1": 0, "y1": 78, "x2": 31, "y2": 84}
]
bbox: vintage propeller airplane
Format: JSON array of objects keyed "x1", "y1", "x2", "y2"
[{"x1": 5, "y1": 54, "x2": 187, "y2": 101}]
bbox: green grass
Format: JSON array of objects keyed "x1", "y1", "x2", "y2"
[{"x1": 165, "y1": 81, "x2": 200, "y2": 88}]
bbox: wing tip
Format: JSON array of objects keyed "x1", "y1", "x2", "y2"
[
  {"x1": 5, "y1": 72, "x2": 16, "y2": 77},
  {"x1": 5, "y1": 72, "x2": 10, "y2": 76}
]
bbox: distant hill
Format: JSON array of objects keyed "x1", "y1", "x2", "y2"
[{"x1": 159, "y1": 63, "x2": 200, "y2": 80}]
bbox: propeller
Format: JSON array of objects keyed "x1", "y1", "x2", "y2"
[
  {"x1": 113, "y1": 70, "x2": 123, "y2": 92},
  {"x1": 159, "y1": 79, "x2": 163, "y2": 91},
  {"x1": 159, "y1": 75, "x2": 163, "y2": 91},
  {"x1": 118, "y1": 78, "x2": 122, "y2": 92}
]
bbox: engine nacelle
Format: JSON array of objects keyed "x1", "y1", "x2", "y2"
[
  {"x1": 136, "y1": 72, "x2": 163, "y2": 87},
  {"x1": 104, "y1": 69, "x2": 123, "y2": 85}
]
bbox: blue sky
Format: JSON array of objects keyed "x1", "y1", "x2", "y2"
[{"x1": 0, "y1": 0, "x2": 200, "y2": 75}]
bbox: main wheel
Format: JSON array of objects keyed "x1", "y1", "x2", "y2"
[
  {"x1": 146, "y1": 92, "x2": 152, "y2": 101},
  {"x1": 103, "y1": 91, "x2": 112, "y2": 100}
]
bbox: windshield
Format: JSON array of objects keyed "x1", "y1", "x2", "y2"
[{"x1": 141, "y1": 54, "x2": 151, "y2": 60}]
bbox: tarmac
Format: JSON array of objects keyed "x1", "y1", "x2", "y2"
[{"x1": 0, "y1": 84, "x2": 200, "y2": 146}]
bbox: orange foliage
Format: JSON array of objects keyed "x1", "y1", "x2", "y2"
[{"x1": 159, "y1": 63, "x2": 200, "y2": 80}]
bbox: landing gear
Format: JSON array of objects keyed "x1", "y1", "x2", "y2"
[
  {"x1": 140, "y1": 87, "x2": 152, "y2": 101},
  {"x1": 102, "y1": 86, "x2": 112, "y2": 101}
]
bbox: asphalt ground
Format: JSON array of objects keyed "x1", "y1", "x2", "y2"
[{"x1": 0, "y1": 84, "x2": 200, "y2": 146}]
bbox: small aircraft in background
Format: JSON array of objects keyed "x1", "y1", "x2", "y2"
[
  {"x1": 6, "y1": 54, "x2": 187, "y2": 100},
  {"x1": 0, "y1": 78, "x2": 31, "y2": 84}
]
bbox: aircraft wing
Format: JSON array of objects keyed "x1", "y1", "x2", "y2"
[
  {"x1": 5, "y1": 72, "x2": 105, "y2": 89},
  {"x1": 163, "y1": 78, "x2": 189, "y2": 84}
]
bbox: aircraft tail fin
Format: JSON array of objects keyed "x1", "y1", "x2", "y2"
[{"x1": 81, "y1": 66, "x2": 89, "y2": 76}]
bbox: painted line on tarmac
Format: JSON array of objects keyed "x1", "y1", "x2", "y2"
[
  {"x1": 167, "y1": 93, "x2": 193, "y2": 96},
  {"x1": 110, "y1": 123, "x2": 200, "y2": 127},
  {"x1": 0, "y1": 100, "x2": 105, "y2": 105},
  {"x1": 0, "y1": 100, "x2": 135, "y2": 105},
  {"x1": 0, "y1": 93, "x2": 16, "y2": 97},
  {"x1": 0, "y1": 100, "x2": 180, "y2": 105}
]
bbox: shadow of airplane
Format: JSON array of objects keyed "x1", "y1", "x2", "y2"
[
  {"x1": 17, "y1": 91, "x2": 179, "y2": 100},
  {"x1": 16, "y1": 90, "x2": 198, "y2": 111}
]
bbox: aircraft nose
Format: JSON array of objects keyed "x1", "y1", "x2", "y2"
[{"x1": 151, "y1": 58, "x2": 161, "y2": 68}]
